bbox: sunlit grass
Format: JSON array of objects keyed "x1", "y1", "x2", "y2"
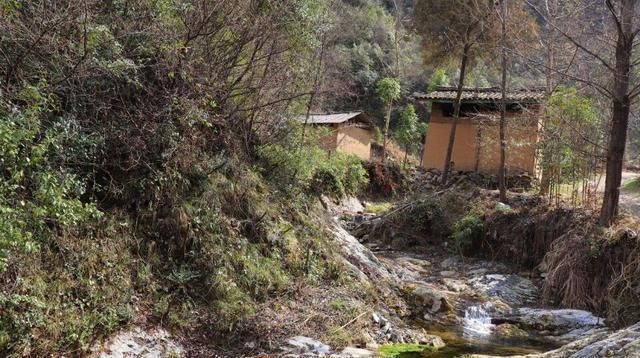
[
  {"x1": 377, "y1": 343, "x2": 435, "y2": 357},
  {"x1": 364, "y1": 202, "x2": 392, "y2": 215}
]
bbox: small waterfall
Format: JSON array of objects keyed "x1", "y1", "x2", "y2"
[{"x1": 462, "y1": 304, "x2": 494, "y2": 338}]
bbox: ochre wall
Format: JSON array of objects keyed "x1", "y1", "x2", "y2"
[
  {"x1": 336, "y1": 125, "x2": 372, "y2": 160},
  {"x1": 422, "y1": 103, "x2": 539, "y2": 173},
  {"x1": 422, "y1": 121, "x2": 477, "y2": 171},
  {"x1": 318, "y1": 126, "x2": 339, "y2": 154}
]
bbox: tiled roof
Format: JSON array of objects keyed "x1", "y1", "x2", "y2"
[
  {"x1": 297, "y1": 112, "x2": 371, "y2": 125},
  {"x1": 413, "y1": 87, "x2": 546, "y2": 103}
]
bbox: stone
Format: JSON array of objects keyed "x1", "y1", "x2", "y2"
[
  {"x1": 408, "y1": 285, "x2": 454, "y2": 314},
  {"x1": 92, "y1": 326, "x2": 183, "y2": 357},
  {"x1": 442, "y1": 278, "x2": 468, "y2": 292},
  {"x1": 339, "y1": 196, "x2": 365, "y2": 213},
  {"x1": 371, "y1": 312, "x2": 381, "y2": 325},
  {"x1": 490, "y1": 322, "x2": 640, "y2": 358},
  {"x1": 439, "y1": 270, "x2": 457, "y2": 277},
  {"x1": 416, "y1": 334, "x2": 446, "y2": 349},
  {"x1": 467, "y1": 268, "x2": 488, "y2": 276},
  {"x1": 505, "y1": 308, "x2": 606, "y2": 343},
  {"x1": 330, "y1": 223, "x2": 391, "y2": 281},
  {"x1": 493, "y1": 323, "x2": 529, "y2": 339},
  {"x1": 284, "y1": 336, "x2": 330, "y2": 355},
  {"x1": 468, "y1": 274, "x2": 538, "y2": 306},
  {"x1": 340, "y1": 347, "x2": 376, "y2": 357},
  {"x1": 439, "y1": 257, "x2": 459, "y2": 269}
]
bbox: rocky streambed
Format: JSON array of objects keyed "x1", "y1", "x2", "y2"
[
  {"x1": 91, "y1": 197, "x2": 640, "y2": 357},
  {"x1": 326, "y1": 197, "x2": 632, "y2": 357},
  {"x1": 377, "y1": 251, "x2": 607, "y2": 357}
]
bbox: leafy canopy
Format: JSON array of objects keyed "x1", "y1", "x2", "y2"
[
  {"x1": 376, "y1": 77, "x2": 401, "y2": 105},
  {"x1": 394, "y1": 105, "x2": 427, "y2": 154}
]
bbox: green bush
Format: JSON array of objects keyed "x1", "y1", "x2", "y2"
[
  {"x1": 258, "y1": 122, "x2": 368, "y2": 198},
  {"x1": 0, "y1": 84, "x2": 101, "y2": 271},
  {"x1": 450, "y1": 213, "x2": 484, "y2": 254}
]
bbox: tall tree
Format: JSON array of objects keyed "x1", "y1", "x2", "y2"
[
  {"x1": 498, "y1": 0, "x2": 508, "y2": 202},
  {"x1": 527, "y1": 0, "x2": 640, "y2": 226},
  {"x1": 415, "y1": 0, "x2": 500, "y2": 185},
  {"x1": 376, "y1": 77, "x2": 402, "y2": 162},
  {"x1": 600, "y1": 0, "x2": 638, "y2": 225}
]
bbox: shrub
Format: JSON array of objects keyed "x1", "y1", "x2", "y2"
[
  {"x1": 258, "y1": 122, "x2": 368, "y2": 198},
  {"x1": 0, "y1": 84, "x2": 101, "y2": 271},
  {"x1": 450, "y1": 213, "x2": 484, "y2": 255}
]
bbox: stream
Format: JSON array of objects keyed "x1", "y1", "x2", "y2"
[
  {"x1": 372, "y1": 245, "x2": 609, "y2": 357},
  {"x1": 333, "y1": 197, "x2": 607, "y2": 357}
]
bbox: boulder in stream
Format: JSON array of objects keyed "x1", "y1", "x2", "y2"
[{"x1": 468, "y1": 274, "x2": 538, "y2": 306}]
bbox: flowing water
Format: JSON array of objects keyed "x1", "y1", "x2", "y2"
[
  {"x1": 461, "y1": 304, "x2": 495, "y2": 338},
  {"x1": 405, "y1": 304, "x2": 563, "y2": 357}
]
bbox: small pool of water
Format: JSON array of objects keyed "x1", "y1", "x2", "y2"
[{"x1": 412, "y1": 319, "x2": 561, "y2": 357}]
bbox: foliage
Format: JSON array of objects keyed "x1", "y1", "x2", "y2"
[
  {"x1": 363, "y1": 161, "x2": 405, "y2": 197},
  {"x1": 623, "y1": 177, "x2": 640, "y2": 192},
  {"x1": 450, "y1": 212, "x2": 484, "y2": 254},
  {"x1": 373, "y1": 126, "x2": 384, "y2": 143},
  {"x1": 539, "y1": 87, "x2": 601, "y2": 204},
  {"x1": 394, "y1": 105, "x2": 427, "y2": 157},
  {"x1": 0, "y1": 0, "x2": 358, "y2": 354},
  {"x1": 319, "y1": 0, "x2": 427, "y2": 121},
  {"x1": 258, "y1": 122, "x2": 368, "y2": 198},
  {"x1": 0, "y1": 85, "x2": 101, "y2": 272},
  {"x1": 428, "y1": 68, "x2": 450, "y2": 90},
  {"x1": 376, "y1": 77, "x2": 401, "y2": 105}
]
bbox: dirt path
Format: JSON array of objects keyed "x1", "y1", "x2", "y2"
[
  {"x1": 596, "y1": 171, "x2": 640, "y2": 217},
  {"x1": 619, "y1": 172, "x2": 640, "y2": 216}
]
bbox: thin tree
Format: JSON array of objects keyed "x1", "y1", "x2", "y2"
[
  {"x1": 415, "y1": 0, "x2": 500, "y2": 185},
  {"x1": 376, "y1": 77, "x2": 401, "y2": 162},
  {"x1": 498, "y1": 0, "x2": 508, "y2": 202},
  {"x1": 526, "y1": 0, "x2": 640, "y2": 226}
]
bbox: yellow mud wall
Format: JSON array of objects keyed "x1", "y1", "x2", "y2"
[
  {"x1": 422, "y1": 121, "x2": 477, "y2": 171},
  {"x1": 476, "y1": 121, "x2": 538, "y2": 173},
  {"x1": 422, "y1": 104, "x2": 539, "y2": 173},
  {"x1": 336, "y1": 126, "x2": 372, "y2": 160}
]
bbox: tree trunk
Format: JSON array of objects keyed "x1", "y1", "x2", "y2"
[
  {"x1": 382, "y1": 102, "x2": 392, "y2": 163},
  {"x1": 474, "y1": 125, "x2": 482, "y2": 172},
  {"x1": 441, "y1": 44, "x2": 471, "y2": 185},
  {"x1": 539, "y1": 26, "x2": 555, "y2": 195},
  {"x1": 599, "y1": 0, "x2": 635, "y2": 226},
  {"x1": 498, "y1": 0, "x2": 507, "y2": 203},
  {"x1": 403, "y1": 144, "x2": 409, "y2": 169}
]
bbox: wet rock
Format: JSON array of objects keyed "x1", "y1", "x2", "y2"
[
  {"x1": 468, "y1": 274, "x2": 538, "y2": 306},
  {"x1": 284, "y1": 336, "x2": 330, "y2": 355},
  {"x1": 91, "y1": 326, "x2": 183, "y2": 357},
  {"x1": 439, "y1": 270, "x2": 457, "y2": 277},
  {"x1": 467, "y1": 268, "x2": 489, "y2": 276},
  {"x1": 440, "y1": 257, "x2": 459, "y2": 269},
  {"x1": 512, "y1": 308, "x2": 604, "y2": 332},
  {"x1": 566, "y1": 322, "x2": 640, "y2": 358},
  {"x1": 505, "y1": 308, "x2": 606, "y2": 343},
  {"x1": 476, "y1": 322, "x2": 640, "y2": 358},
  {"x1": 340, "y1": 347, "x2": 376, "y2": 357},
  {"x1": 442, "y1": 278, "x2": 469, "y2": 292},
  {"x1": 407, "y1": 284, "x2": 455, "y2": 315},
  {"x1": 493, "y1": 323, "x2": 529, "y2": 339},
  {"x1": 417, "y1": 333, "x2": 446, "y2": 349}
]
